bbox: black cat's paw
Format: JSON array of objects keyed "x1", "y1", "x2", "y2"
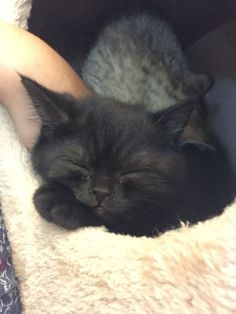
[{"x1": 33, "y1": 183, "x2": 88, "y2": 230}]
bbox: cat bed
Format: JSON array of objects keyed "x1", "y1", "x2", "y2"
[{"x1": 0, "y1": 0, "x2": 236, "y2": 313}]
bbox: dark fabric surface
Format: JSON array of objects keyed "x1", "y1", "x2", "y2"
[
  {"x1": 0, "y1": 210, "x2": 22, "y2": 314},
  {"x1": 29, "y1": 0, "x2": 236, "y2": 64}
]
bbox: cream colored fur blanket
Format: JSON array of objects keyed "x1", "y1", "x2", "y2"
[
  {"x1": 0, "y1": 0, "x2": 31, "y2": 29},
  {"x1": 0, "y1": 0, "x2": 236, "y2": 313}
]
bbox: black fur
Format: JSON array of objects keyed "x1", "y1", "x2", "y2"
[{"x1": 22, "y1": 76, "x2": 235, "y2": 237}]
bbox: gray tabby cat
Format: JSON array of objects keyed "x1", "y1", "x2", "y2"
[{"x1": 82, "y1": 13, "x2": 212, "y2": 111}]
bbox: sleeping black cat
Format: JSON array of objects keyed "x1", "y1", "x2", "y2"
[{"x1": 22, "y1": 77, "x2": 235, "y2": 237}]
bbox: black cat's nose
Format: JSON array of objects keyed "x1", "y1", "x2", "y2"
[{"x1": 92, "y1": 187, "x2": 110, "y2": 203}]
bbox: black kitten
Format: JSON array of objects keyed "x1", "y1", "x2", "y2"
[{"x1": 22, "y1": 77, "x2": 234, "y2": 237}]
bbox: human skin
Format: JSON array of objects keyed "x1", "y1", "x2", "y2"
[
  {"x1": 0, "y1": 20, "x2": 90, "y2": 148},
  {"x1": 0, "y1": 21, "x2": 89, "y2": 96}
]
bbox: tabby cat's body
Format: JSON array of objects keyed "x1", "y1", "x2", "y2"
[{"x1": 82, "y1": 14, "x2": 212, "y2": 111}]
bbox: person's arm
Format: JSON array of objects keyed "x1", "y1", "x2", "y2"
[
  {"x1": 0, "y1": 21, "x2": 90, "y2": 148},
  {"x1": 0, "y1": 20, "x2": 89, "y2": 96}
]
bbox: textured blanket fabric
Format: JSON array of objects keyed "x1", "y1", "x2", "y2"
[
  {"x1": 0, "y1": 213, "x2": 22, "y2": 313},
  {"x1": 0, "y1": 1, "x2": 31, "y2": 312},
  {"x1": 0, "y1": 0, "x2": 32, "y2": 29},
  {"x1": 0, "y1": 105, "x2": 236, "y2": 313}
]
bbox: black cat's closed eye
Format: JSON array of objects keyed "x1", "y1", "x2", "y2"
[
  {"x1": 120, "y1": 170, "x2": 148, "y2": 181},
  {"x1": 61, "y1": 172, "x2": 89, "y2": 182},
  {"x1": 76, "y1": 169, "x2": 90, "y2": 181},
  {"x1": 63, "y1": 164, "x2": 90, "y2": 181},
  {"x1": 69, "y1": 162, "x2": 89, "y2": 177},
  {"x1": 71, "y1": 162, "x2": 90, "y2": 172}
]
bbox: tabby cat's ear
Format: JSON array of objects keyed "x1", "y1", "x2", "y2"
[
  {"x1": 152, "y1": 102, "x2": 215, "y2": 152},
  {"x1": 20, "y1": 75, "x2": 75, "y2": 143},
  {"x1": 183, "y1": 73, "x2": 214, "y2": 97}
]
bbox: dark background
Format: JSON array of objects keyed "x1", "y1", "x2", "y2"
[{"x1": 28, "y1": 0, "x2": 236, "y2": 65}]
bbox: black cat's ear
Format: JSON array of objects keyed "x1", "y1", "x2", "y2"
[
  {"x1": 179, "y1": 107, "x2": 216, "y2": 152},
  {"x1": 20, "y1": 75, "x2": 74, "y2": 140},
  {"x1": 152, "y1": 102, "x2": 194, "y2": 144},
  {"x1": 152, "y1": 102, "x2": 216, "y2": 152},
  {"x1": 21, "y1": 75, "x2": 70, "y2": 126}
]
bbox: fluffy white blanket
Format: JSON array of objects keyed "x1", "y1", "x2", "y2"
[
  {"x1": 0, "y1": 0, "x2": 236, "y2": 313},
  {"x1": 0, "y1": 0, "x2": 31, "y2": 29}
]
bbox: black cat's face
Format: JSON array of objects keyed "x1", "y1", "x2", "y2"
[
  {"x1": 21, "y1": 76, "x2": 215, "y2": 236},
  {"x1": 33, "y1": 109, "x2": 186, "y2": 235}
]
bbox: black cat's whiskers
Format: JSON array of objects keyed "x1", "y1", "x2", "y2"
[
  {"x1": 125, "y1": 203, "x2": 157, "y2": 221},
  {"x1": 130, "y1": 196, "x2": 160, "y2": 204}
]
